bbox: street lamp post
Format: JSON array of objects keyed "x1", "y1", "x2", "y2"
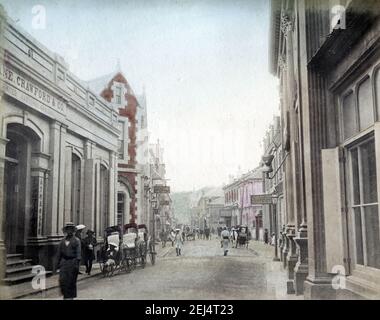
[
  {"x1": 261, "y1": 151, "x2": 288, "y2": 263},
  {"x1": 272, "y1": 193, "x2": 280, "y2": 261},
  {"x1": 151, "y1": 194, "x2": 158, "y2": 253}
]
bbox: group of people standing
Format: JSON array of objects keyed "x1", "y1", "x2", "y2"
[
  {"x1": 56, "y1": 222, "x2": 98, "y2": 300},
  {"x1": 263, "y1": 228, "x2": 277, "y2": 246},
  {"x1": 159, "y1": 228, "x2": 184, "y2": 256}
]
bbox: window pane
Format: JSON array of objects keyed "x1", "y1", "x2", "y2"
[
  {"x1": 364, "y1": 205, "x2": 380, "y2": 269},
  {"x1": 343, "y1": 92, "x2": 357, "y2": 139},
  {"x1": 358, "y1": 77, "x2": 374, "y2": 130},
  {"x1": 351, "y1": 148, "x2": 360, "y2": 205},
  {"x1": 354, "y1": 207, "x2": 364, "y2": 265},
  {"x1": 361, "y1": 139, "x2": 377, "y2": 204}
]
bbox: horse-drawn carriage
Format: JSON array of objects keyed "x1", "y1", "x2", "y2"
[
  {"x1": 236, "y1": 225, "x2": 249, "y2": 248},
  {"x1": 98, "y1": 223, "x2": 155, "y2": 277}
]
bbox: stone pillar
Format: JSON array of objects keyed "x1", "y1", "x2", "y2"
[
  {"x1": 95, "y1": 162, "x2": 101, "y2": 237},
  {"x1": 299, "y1": 0, "x2": 336, "y2": 299},
  {"x1": 108, "y1": 151, "x2": 117, "y2": 226},
  {"x1": 286, "y1": 226, "x2": 297, "y2": 294},
  {"x1": 45, "y1": 122, "x2": 66, "y2": 271},
  {"x1": 46, "y1": 121, "x2": 66, "y2": 237},
  {"x1": 64, "y1": 146, "x2": 72, "y2": 224},
  {"x1": 83, "y1": 140, "x2": 96, "y2": 232},
  {"x1": 294, "y1": 222, "x2": 309, "y2": 295},
  {"x1": 281, "y1": 7, "x2": 300, "y2": 295},
  {"x1": 27, "y1": 153, "x2": 50, "y2": 266},
  {"x1": 279, "y1": 225, "x2": 286, "y2": 262},
  {"x1": 0, "y1": 137, "x2": 8, "y2": 295},
  {"x1": 30, "y1": 164, "x2": 48, "y2": 237}
]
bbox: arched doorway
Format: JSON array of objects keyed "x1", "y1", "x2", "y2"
[
  {"x1": 4, "y1": 123, "x2": 41, "y2": 254},
  {"x1": 117, "y1": 179, "x2": 132, "y2": 226}
]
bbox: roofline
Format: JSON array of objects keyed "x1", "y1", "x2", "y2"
[{"x1": 269, "y1": 0, "x2": 282, "y2": 76}]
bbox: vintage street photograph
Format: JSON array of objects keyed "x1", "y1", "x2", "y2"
[{"x1": 0, "y1": 0, "x2": 380, "y2": 302}]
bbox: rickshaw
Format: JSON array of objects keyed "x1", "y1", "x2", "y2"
[
  {"x1": 98, "y1": 225, "x2": 124, "y2": 277},
  {"x1": 122, "y1": 223, "x2": 139, "y2": 271},
  {"x1": 236, "y1": 225, "x2": 249, "y2": 248},
  {"x1": 185, "y1": 228, "x2": 196, "y2": 241}
]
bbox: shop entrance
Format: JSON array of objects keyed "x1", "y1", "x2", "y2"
[{"x1": 4, "y1": 123, "x2": 41, "y2": 254}]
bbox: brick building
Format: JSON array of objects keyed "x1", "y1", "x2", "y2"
[{"x1": 88, "y1": 70, "x2": 139, "y2": 225}]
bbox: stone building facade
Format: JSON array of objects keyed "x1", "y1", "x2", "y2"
[
  {"x1": 136, "y1": 92, "x2": 149, "y2": 226},
  {"x1": 223, "y1": 169, "x2": 263, "y2": 235},
  {"x1": 261, "y1": 116, "x2": 286, "y2": 245},
  {"x1": 0, "y1": 10, "x2": 120, "y2": 281},
  {"x1": 148, "y1": 140, "x2": 172, "y2": 238},
  {"x1": 269, "y1": 0, "x2": 380, "y2": 299}
]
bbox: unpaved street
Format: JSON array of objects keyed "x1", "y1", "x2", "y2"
[{"x1": 26, "y1": 238, "x2": 300, "y2": 300}]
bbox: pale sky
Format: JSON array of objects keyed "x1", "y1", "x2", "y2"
[{"x1": 2, "y1": 0, "x2": 280, "y2": 192}]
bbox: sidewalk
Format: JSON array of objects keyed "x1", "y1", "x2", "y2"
[
  {"x1": 2, "y1": 241, "x2": 172, "y2": 300},
  {"x1": 1, "y1": 263, "x2": 103, "y2": 300},
  {"x1": 248, "y1": 240, "x2": 304, "y2": 300}
]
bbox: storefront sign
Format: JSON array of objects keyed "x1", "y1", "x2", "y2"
[
  {"x1": 153, "y1": 185, "x2": 170, "y2": 193},
  {"x1": 251, "y1": 194, "x2": 273, "y2": 205},
  {"x1": 220, "y1": 209, "x2": 232, "y2": 217},
  {"x1": 0, "y1": 63, "x2": 66, "y2": 115}
]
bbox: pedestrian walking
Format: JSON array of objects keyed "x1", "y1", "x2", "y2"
[
  {"x1": 271, "y1": 232, "x2": 276, "y2": 246},
  {"x1": 221, "y1": 227, "x2": 230, "y2": 256},
  {"x1": 217, "y1": 226, "x2": 222, "y2": 238},
  {"x1": 174, "y1": 229, "x2": 183, "y2": 256},
  {"x1": 75, "y1": 224, "x2": 86, "y2": 274},
  {"x1": 169, "y1": 229, "x2": 176, "y2": 246},
  {"x1": 264, "y1": 228, "x2": 269, "y2": 244},
  {"x1": 82, "y1": 230, "x2": 97, "y2": 275},
  {"x1": 160, "y1": 229, "x2": 167, "y2": 248},
  {"x1": 57, "y1": 222, "x2": 82, "y2": 300}
]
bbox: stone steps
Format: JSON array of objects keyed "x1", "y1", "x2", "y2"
[{"x1": 4, "y1": 254, "x2": 53, "y2": 286}]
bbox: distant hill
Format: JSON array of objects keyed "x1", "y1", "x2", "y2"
[
  {"x1": 171, "y1": 186, "x2": 223, "y2": 224},
  {"x1": 171, "y1": 191, "x2": 193, "y2": 224}
]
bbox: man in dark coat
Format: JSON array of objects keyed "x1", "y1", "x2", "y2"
[
  {"x1": 264, "y1": 228, "x2": 269, "y2": 244},
  {"x1": 82, "y1": 230, "x2": 97, "y2": 275},
  {"x1": 57, "y1": 222, "x2": 82, "y2": 300}
]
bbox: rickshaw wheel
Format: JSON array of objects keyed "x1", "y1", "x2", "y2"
[{"x1": 130, "y1": 258, "x2": 137, "y2": 270}]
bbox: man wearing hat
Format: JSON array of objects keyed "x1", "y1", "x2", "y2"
[
  {"x1": 221, "y1": 226, "x2": 230, "y2": 256},
  {"x1": 56, "y1": 222, "x2": 82, "y2": 299},
  {"x1": 82, "y1": 230, "x2": 97, "y2": 275},
  {"x1": 75, "y1": 224, "x2": 86, "y2": 274}
]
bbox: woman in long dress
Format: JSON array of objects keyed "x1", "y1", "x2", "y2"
[{"x1": 174, "y1": 229, "x2": 183, "y2": 256}]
